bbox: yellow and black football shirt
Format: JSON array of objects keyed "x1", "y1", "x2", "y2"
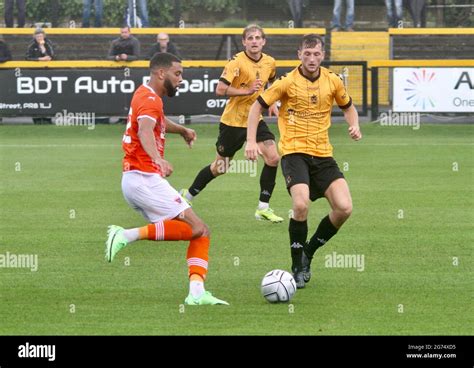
[
  {"x1": 219, "y1": 51, "x2": 276, "y2": 128},
  {"x1": 258, "y1": 66, "x2": 352, "y2": 157}
]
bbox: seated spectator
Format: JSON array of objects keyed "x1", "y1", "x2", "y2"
[
  {"x1": 0, "y1": 37, "x2": 13, "y2": 62},
  {"x1": 148, "y1": 33, "x2": 181, "y2": 59},
  {"x1": 107, "y1": 26, "x2": 140, "y2": 61},
  {"x1": 82, "y1": 0, "x2": 103, "y2": 28},
  {"x1": 26, "y1": 29, "x2": 54, "y2": 61}
]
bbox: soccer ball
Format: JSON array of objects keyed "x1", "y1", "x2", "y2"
[{"x1": 261, "y1": 269, "x2": 297, "y2": 303}]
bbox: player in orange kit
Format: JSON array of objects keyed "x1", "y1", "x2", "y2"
[{"x1": 105, "y1": 52, "x2": 228, "y2": 305}]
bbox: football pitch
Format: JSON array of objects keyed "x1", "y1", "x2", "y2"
[{"x1": 0, "y1": 122, "x2": 472, "y2": 335}]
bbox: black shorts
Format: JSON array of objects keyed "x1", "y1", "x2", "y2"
[
  {"x1": 281, "y1": 153, "x2": 345, "y2": 201},
  {"x1": 215, "y1": 121, "x2": 275, "y2": 157}
]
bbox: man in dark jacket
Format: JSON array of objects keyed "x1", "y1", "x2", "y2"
[
  {"x1": 26, "y1": 29, "x2": 54, "y2": 61},
  {"x1": 148, "y1": 33, "x2": 181, "y2": 59},
  {"x1": 107, "y1": 26, "x2": 140, "y2": 61},
  {"x1": 0, "y1": 37, "x2": 13, "y2": 62}
]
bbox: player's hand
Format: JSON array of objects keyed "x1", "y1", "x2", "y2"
[
  {"x1": 154, "y1": 157, "x2": 173, "y2": 177},
  {"x1": 348, "y1": 125, "x2": 362, "y2": 141},
  {"x1": 247, "y1": 79, "x2": 263, "y2": 95},
  {"x1": 268, "y1": 103, "x2": 279, "y2": 117},
  {"x1": 245, "y1": 141, "x2": 261, "y2": 161},
  {"x1": 121, "y1": 54, "x2": 128, "y2": 60},
  {"x1": 181, "y1": 128, "x2": 196, "y2": 148}
]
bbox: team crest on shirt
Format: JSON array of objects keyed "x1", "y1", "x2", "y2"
[{"x1": 311, "y1": 95, "x2": 317, "y2": 104}]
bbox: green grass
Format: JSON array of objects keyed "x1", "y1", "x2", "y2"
[{"x1": 0, "y1": 123, "x2": 472, "y2": 335}]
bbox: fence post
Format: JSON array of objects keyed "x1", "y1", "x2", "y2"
[{"x1": 371, "y1": 66, "x2": 379, "y2": 121}]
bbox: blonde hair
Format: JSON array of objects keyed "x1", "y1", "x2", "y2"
[{"x1": 242, "y1": 24, "x2": 265, "y2": 40}]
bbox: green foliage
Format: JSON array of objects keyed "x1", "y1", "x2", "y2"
[
  {"x1": 443, "y1": 0, "x2": 473, "y2": 27},
  {"x1": 20, "y1": 0, "x2": 241, "y2": 27},
  {"x1": 183, "y1": 0, "x2": 240, "y2": 13},
  {"x1": 216, "y1": 18, "x2": 248, "y2": 28}
]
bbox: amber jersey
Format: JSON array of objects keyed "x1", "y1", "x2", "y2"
[
  {"x1": 122, "y1": 84, "x2": 166, "y2": 175},
  {"x1": 258, "y1": 66, "x2": 352, "y2": 157},
  {"x1": 219, "y1": 51, "x2": 276, "y2": 128}
]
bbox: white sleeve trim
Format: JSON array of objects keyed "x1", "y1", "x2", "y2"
[{"x1": 137, "y1": 115, "x2": 157, "y2": 123}]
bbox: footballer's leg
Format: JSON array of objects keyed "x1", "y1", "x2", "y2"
[
  {"x1": 255, "y1": 139, "x2": 283, "y2": 223},
  {"x1": 289, "y1": 183, "x2": 310, "y2": 289},
  {"x1": 181, "y1": 123, "x2": 244, "y2": 204},
  {"x1": 178, "y1": 208, "x2": 229, "y2": 306},
  {"x1": 325, "y1": 178, "x2": 353, "y2": 228},
  {"x1": 106, "y1": 172, "x2": 195, "y2": 262},
  {"x1": 303, "y1": 178, "x2": 352, "y2": 282},
  {"x1": 180, "y1": 153, "x2": 232, "y2": 205}
]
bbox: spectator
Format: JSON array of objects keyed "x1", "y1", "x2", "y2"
[
  {"x1": 0, "y1": 36, "x2": 13, "y2": 62},
  {"x1": 408, "y1": 0, "x2": 427, "y2": 28},
  {"x1": 107, "y1": 26, "x2": 140, "y2": 61},
  {"x1": 127, "y1": 0, "x2": 149, "y2": 28},
  {"x1": 148, "y1": 33, "x2": 181, "y2": 59},
  {"x1": 287, "y1": 0, "x2": 303, "y2": 28},
  {"x1": 4, "y1": 0, "x2": 26, "y2": 28},
  {"x1": 385, "y1": 0, "x2": 403, "y2": 28},
  {"x1": 26, "y1": 29, "x2": 54, "y2": 62},
  {"x1": 82, "y1": 0, "x2": 103, "y2": 28},
  {"x1": 331, "y1": 0, "x2": 355, "y2": 31}
]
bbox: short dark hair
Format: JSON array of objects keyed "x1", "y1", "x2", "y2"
[
  {"x1": 150, "y1": 52, "x2": 181, "y2": 70},
  {"x1": 243, "y1": 24, "x2": 265, "y2": 40},
  {"x1": 300, "y1": 34, "x2": 325, "y2": 51}
]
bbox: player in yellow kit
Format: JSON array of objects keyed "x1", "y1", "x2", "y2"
[
  {"x1": 181, "y1": 24, "x2": 283, "y2": 223},
  {"x1": 245, "y1": 34, "x2": 362, "y2": 288}
]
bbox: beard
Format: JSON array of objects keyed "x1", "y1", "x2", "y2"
[{"x1": 164, "y1": 78, "x2": 178, "y2": 97}]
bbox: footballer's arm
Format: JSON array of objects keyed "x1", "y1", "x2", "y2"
[
  {"x1": 164, "y1": 116, "x2": 196, "y2": 148},
  {"x1": 137, "y1": 117, "x2": 173, "y2": 176},
  {"x1": 342, "y1": 104, "x2": 362, "y2": 141},
  {"x1": 244, "y1": 100, "x2": 264, "y2": 161},
  {"x1": 216, "y1": 80, "x2": 263, "y2": 97}
]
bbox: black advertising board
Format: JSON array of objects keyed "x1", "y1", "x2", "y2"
[{"x1": 0, "y1": 67, "x2": 259, "y2": 117}]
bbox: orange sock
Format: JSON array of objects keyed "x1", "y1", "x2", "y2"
[
  {"x1": 138, "y1": 220, "x2": 193, "y2": 241},
  {"x1": 187, "y1": 236, "x2": 210, "y2": 280}
]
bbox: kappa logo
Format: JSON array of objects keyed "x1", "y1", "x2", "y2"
[
  {"x1": 311, "y1": 95, "x2": 317, "y2": 104},
  {"x1": 290, "y1": 242, "x2": 304, "y2": 249},
  {"x1": 175, "y1": 196, "x2": 182, "y2": 204},
  {"x1": 286, "y1": 175, "x2": 292, "y2": 185}
]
